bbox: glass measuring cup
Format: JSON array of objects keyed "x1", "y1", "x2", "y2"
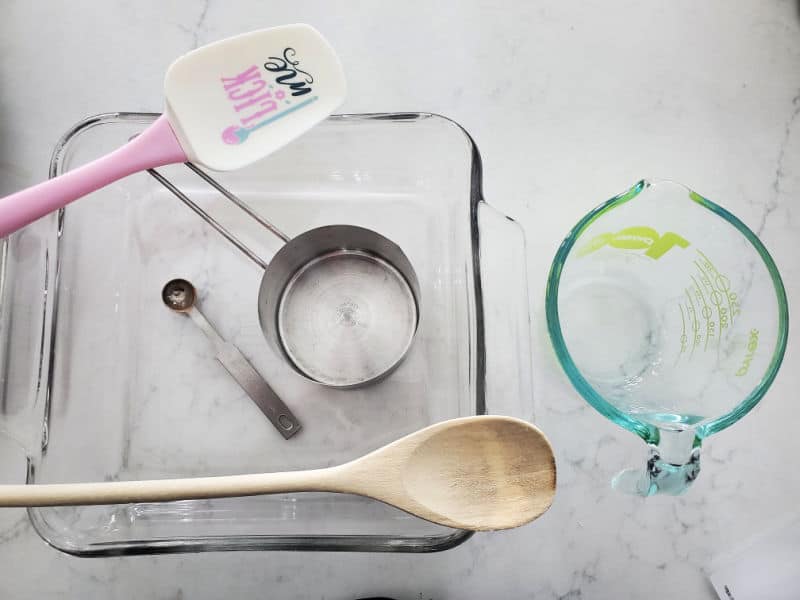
[{"x1": 546, "y1": 179, "x2": 789, "y2": 496}]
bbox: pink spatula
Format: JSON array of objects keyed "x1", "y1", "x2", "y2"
[{"x1": 0, "y1": 24, "x2": 345, "y2": 237}]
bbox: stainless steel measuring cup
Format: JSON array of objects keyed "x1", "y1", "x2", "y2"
[{"x1": 149, "y1": 163, "x2": 420, "y2": 388}]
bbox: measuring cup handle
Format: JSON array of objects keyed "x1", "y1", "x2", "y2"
[
  {"x1": 476, "y1": 201, "x2": 534, "y2": 419},
  {"x1": 613, "y1": 429, "x2": 703, "y2": 496}
]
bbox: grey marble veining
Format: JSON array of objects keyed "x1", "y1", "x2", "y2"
[{"x1": 2, "y1": 1, "x2": 800, "y2": 598}]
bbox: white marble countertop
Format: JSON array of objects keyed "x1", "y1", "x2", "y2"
[{"x1": 2, "y1": 1, "x2": 800, "y2": 598}]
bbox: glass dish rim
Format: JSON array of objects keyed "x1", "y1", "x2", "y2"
[{"x1": 544, "y1": 178, "x2": 789, "y2": 443}]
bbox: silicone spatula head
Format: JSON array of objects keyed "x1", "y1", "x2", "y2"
[{"x1": 165, "y1": 24, "x2": 346, "y2": 171}]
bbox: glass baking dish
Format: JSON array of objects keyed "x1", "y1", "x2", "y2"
[{"x1": 0, "y1": 112, "x2": 532, "y2": 555}]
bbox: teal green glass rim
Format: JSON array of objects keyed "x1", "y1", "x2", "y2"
[{"x1": 544, "y1": 179, "x2": 789, "y2": 443}]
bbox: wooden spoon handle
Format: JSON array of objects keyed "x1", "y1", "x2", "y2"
[{"x1": 0, "y1": 468, "x2": 340, "y2": 507}]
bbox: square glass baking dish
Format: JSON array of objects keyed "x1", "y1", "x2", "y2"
[{"x1": 0, "y1": 112, "x2": 532, "y2": 555}]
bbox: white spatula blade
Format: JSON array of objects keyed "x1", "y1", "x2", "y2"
[{"x1": 165, "y1": 24, "x2": 345, "y2": 171}]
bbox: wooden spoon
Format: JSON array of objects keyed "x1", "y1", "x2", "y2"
[{"x1": 0, "y1": 416, "x2": 556, "y2": 531}]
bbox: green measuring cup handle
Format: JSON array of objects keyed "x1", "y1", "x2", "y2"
[{"x1": 612, "y1": 428, "x2": 702, "y2": 496}]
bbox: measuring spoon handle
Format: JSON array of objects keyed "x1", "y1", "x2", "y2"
[{"x1": 188, "y1": 307, "x2": 302, "y2": 439}]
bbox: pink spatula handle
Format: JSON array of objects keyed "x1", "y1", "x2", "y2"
[{"x1": 0, "y1": 115, "x2": 187, "y2": 237}]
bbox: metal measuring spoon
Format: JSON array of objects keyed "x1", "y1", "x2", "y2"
[{"x1": 161, "y1": 278, "x2": 301, "y2": 439}]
